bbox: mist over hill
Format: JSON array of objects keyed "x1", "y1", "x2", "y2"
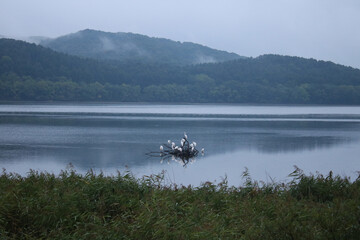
[
  {"x1": 1, "y1": 38, "x2": 360, "y2": 103},
  {"x1": 39, "y1": 29, "x2": 243, "y2": 66},
  {"x1": 0, "y1": 34, "x2": 50, "y2": 44}
]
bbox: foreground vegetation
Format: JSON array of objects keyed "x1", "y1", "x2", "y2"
[{"x1": 0, "y1": 168, "x2": 359, "y2": 239}]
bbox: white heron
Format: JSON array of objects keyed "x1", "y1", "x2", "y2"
[
  {"x1": 184, "y1": 132, "x2": 188, "y2": 140},
  {"x1": 160, "y1": 145, "x2": 163, "y2": 151},
  {"x1": 180, "y1": 139, "x2": 185, "y2": 146},
  {"x1": 193, "y1": 142, "x2": 197, "y2": 147},
  {"x1": 168, "y1": 140, "x2": 171, "y2": 144},
  {"x1": 178, "y1": 147, "x2": 182, "y2": 152},
  {"x1": 201, "y1": 148, "x2": 205, "y2": 154},
  {"x1": 172, "y1": 142, "x2": 175, "y2": 149}
]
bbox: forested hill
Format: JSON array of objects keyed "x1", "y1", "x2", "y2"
[
  {"x1": 186, "y1": 55, "x2": 360, "y2": 103},
  {"x1": 189, "y1": 55, "x2": 360, "y2": 86},
  {"x1": 39, "y1": 29, "x2": 242, "y2": 66},
  {"x1": 0, "y1": 38, "x2": 184, "y2": 86},
  {"x1": 1, "y1": 38, "x2": 360, "y2": 104}
]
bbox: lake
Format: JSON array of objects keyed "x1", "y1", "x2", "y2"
[{"x1": 1, "y1": 102, "x2": 360, "y2": 186}]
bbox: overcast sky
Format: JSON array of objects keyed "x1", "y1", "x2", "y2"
[{"x1": 1, "y1": 0, "x2": 360, "y2": 68}]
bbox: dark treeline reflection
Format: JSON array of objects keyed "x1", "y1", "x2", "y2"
[
  {"x1": 250, "y1": 136, "x2": 351, "y2": 153},
  {"x1": 1, "y1": 114, "x2": 360, "y2": 169}
]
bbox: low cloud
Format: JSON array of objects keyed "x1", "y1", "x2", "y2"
[
  {"x1": 193, "y1": 54, "x2": 217, "y2": 64},
  {"x1": 121, "y1": 42, "x2": 149, "y2": 57},
  {"x1": 99, "y1": 37, "x2": 116, "y2": 51}
]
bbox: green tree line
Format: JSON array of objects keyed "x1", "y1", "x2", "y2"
[{"x1": 2, "y1": 72, "x2": 360, "y2": 103}]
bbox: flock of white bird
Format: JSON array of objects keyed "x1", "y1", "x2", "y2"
[
  {"x1": 148, "y1": 132, "x2": 205, "y2": 167},
  {"x1": 159, "y1": 132, "x2": 204, "y2": 155}
]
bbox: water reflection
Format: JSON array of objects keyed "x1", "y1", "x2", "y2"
[
  {"x1": 1, "y1": 116, "x2": 360, "y2": 167},
  {"x1": 254, "y1": 135, "x2": 351, "y2": 153},
  {"x1": 1, "y1": 104, "x2": 360, "y2": 185},
  {"x1": 158, "y1": 156, "x2": 197, "y2": 167}
]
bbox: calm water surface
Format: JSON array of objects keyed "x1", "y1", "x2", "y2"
[{"x1": 1, "y1": 103, "x2": 360, "y2": 186}]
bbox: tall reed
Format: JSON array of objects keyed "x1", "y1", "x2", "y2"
[{"x1": 0, "y1": 168, "x2": 359, "y2": 239}]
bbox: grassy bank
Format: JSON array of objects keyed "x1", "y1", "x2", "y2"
[{"x1": 0, "y1": 168, "x2": 359, "y2": 239}]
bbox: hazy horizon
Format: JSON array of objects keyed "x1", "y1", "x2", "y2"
[{"x1": 1, "y1": 0, "x2": 360, "y2": 69}]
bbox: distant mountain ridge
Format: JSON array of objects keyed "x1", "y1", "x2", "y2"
[
  {"x1": 1, "y1": 39, "x2": 360, "y2": 104},
  {"x1": 39, "y1": 29, "x2": 243, "y2": 65}
]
